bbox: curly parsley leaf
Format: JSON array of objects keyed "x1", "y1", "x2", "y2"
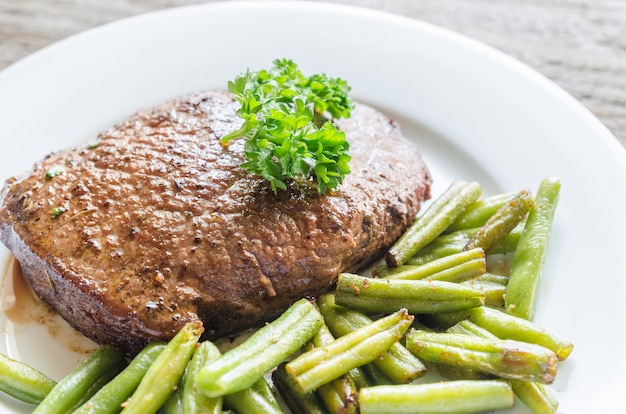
[
  {"x1": 45, "y1": 165, "x2": 66, "y2": 179},
  {"x1": 221, "y1": 59, "x2": 354, "y2": 194}
]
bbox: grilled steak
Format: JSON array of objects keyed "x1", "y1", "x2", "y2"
[{"x1": 0, "y1": 91, "x2": 431, "y2": 353}]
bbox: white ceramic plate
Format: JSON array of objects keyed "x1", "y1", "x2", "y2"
[{"x1": 1, "y1": 1, "x2": 625, "y2": 412}]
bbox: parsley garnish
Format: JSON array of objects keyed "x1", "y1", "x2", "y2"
[
  {"x1": 45, "y1": 165, "x2": 65, "y2": 179},
  {"x1": 51, "y1": 207, "x2": 66, "y2": 218},
  {"x1": 221, "y1": 59, "x2": 354, "y2": 194}
]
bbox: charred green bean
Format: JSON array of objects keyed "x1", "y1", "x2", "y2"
[
  {"x1": 406, "y1": 330, "x2": 558, "y2": 384},
  {"x1": 461, "y1": 306, "x2": 573, "y2": 360},
  {"x1": 448, "y1": 319, "x2": 560, "y2": 414},
  {"x1": 464, "y1": 190, "x2": 534, "y2": 252}
]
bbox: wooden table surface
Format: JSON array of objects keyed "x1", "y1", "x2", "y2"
[{"x1": 1, "y1": 0, "x2": 625, "y2": 147}]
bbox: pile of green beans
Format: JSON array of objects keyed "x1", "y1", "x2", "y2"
[{"x1": 0, "y1": 177, "x2": 571, "y2": 414}]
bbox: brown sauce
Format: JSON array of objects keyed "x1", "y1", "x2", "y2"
[
  {"x1": 1, "y1": 254, "x2": 98, "y2": 355},
  {"x1": 1, "y1": 255, "x2": 45, "y2": 325}
]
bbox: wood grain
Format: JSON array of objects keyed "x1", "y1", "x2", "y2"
[{"x1": 1, "y1": 0, "x2": 624, "y2": 145}]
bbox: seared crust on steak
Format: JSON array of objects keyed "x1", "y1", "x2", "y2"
[{"x1": 0, "y1": 91, "x2": 431, "y2": 353}]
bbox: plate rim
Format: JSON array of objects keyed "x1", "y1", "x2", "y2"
[
  {"x1": 1, "y1": 0, "x2": 623, "y2": 164},
  {"x1": 1, "y1": 2, "x2": 626, "y2": 412}
]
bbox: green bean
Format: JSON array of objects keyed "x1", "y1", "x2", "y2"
[
  {"x1": 434, "y1": 321, "x2": 495, "y2": 381},
  {"x1": 0, "y1": 353, "x2": 56, "y2": 404},
  {"x1": 448, "y1": 319, "x2": 498, "y2": 338},
  {"x1": 469, "y1": 272, "x2": 509, "y2": 285},
  {"x1": 196, "y1": 298, "x2": 323, "y2": 397},
  {"x1": 446, "y1": 309, "x2": 482, "y2": 333},
  {"x1": 360, "y1": 364, "x2": 395, "y2": 386},
  {"x1": 175, "y1": 347, "x2": 281, "y2": 414},
  {"x1": 73, "y1": 341, "x2": 166, "y2": 414},
  {"x1": 377, "y1": 248, "x2": 485, "y2": 283},
  {"x1": 418, "y1": 309, "x2": 468, "y2": 330},
  {"x1": 461, "y1": 306, "x2": 573, "y2": 360},
  {"x1": 308, "y1": 314, "x2": 339, "y2": 350},
  {"x1": 223, "y1": 377, "x2": 283, "y2": 414},
  {"x1": 505, "y1": 177, "x2": 561, "y2": 320},
  {"x1": 511, "y1": 380, "x2": 559, "y2": 414},
  {"x1": 359, "y1": 380, "x2": 514, "y2": 414},
  {"x1": 335, "y1": 272, "x2": 485, "y2": 314},
  {"x1": 406, "y1": 330, "x2": 558, "y2": 384},
  {"x1": 494, "y1": 221, "x2": 525, "y2": 252},
  {"x1": 318, "y1": 294, "x2": 426, "y2": 384},
  {"x1": 121, "y1": 321, "x2": 203, "y2": 414},
  {"x1": 407, "y1": 223, "x2": 522, "y2": 266},
  {"x1": 461, "y1": 274, "x2": 507, "y2": 308},
  {"x1": 272, "y1": 363, "x2": 327, "y2": 414},
  {"x1": 407, "y1": 228, "x2": 477, "y2": 265},
  {"x1": 347, "y1": 366, "x2": 372, "y2": 389},
  {"x1": 162, "y1": 388, "x2": 182, "y2": 414},
  {"x1": 286, "y1": 309, "x2": 413, "y2": 393},
  {"x1": 448, "y1": 319, "x2": 559, "y2": 414},
  {"x1": 33, "y1": 345, "x2": 126, "y2": 414},
  {"x1": 181, "y1": 341, "x2": 223, "y2": 414},
  {"x1": 464, "y1": 190, "x2": 534, "y2": 252},
  {"x1": 447, "y1": 191, "x2": 517, "y2": 232},
  {"x1": 386, "y1": 180, "x2": 482, "y2": 267},
  {"x1": 433, "y1": 361, "x2": 492, "y2": 381},
  {"x1": 306, "y1": 322, "x2": 358, "y2": 414},
  {"x1": 246, "y1": 371, "x2": 279, "y2": 406},
  {"x1": 417, "y1": 257, "x2": 486, "y2": 283},
  {"x1": 492, "y1": 220, "x2": 525, "y2": 254},
  {"x1": 316, "y1": 372, "x2": 358, "y2": 414}
]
